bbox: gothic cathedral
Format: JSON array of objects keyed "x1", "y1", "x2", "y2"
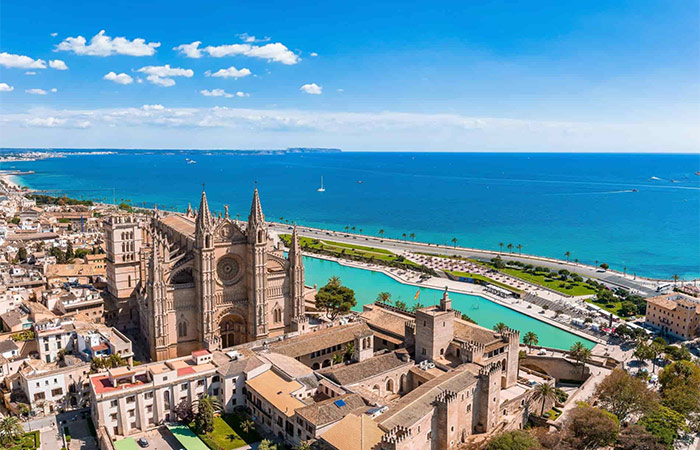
[{"x1": 132, "y1": 189, "x2": 306, "y2": 361}]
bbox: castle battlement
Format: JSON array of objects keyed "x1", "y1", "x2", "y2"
[{"x1": 435, "y1": 389, "x2": 458, "y2": 404}]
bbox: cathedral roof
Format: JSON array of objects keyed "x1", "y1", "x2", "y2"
[
  {"x1": 248, "y1": 188, "x2": 265, "y2": 225},
  {"x1": 271, "y1": 322, "x2": 371, "y2": 359}
]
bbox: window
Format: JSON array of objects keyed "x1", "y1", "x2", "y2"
[
  {"x1": 213, "y1": 388, "x2": 219, "y2": 396},
  {"x1": 145, "y1": 392, "x2": 153, "y2": 400},
  {"x1": 212, "y1": 375, "x2": 220, "y2": 383},
  {"x1": 110, "y1": 400, "x2": 118, "y2": 407},
  {"x1": 421, "y1": 348, "x2": 426, "y2": 355},
  {"x1": 34, "y1": 393, "x2": 45, "y2": 401},
  {"x1": 57, "y1": 341, "x2": 62, "y2": 349},
  {"x1": 128, "y1": 410, "x2": 135, "y2": 417},
  {"x1": 127, "y1": 396, "x2": 135, "y2": 404},
  {"x1": 181, "y1": 383, "x2": 188, "y2": 391},
  {"x1": 197, "y1": 380, "x2": 204, "y2": 387},
  {"x1": 51, "y1": 388, "x2": 63, "y2": 396},
  {"x1": 178, "y1": 321, "x2": 187, "y2": 337},
  {"x1": 110, "y1": 413, "x2": 117, "y2": 421}
]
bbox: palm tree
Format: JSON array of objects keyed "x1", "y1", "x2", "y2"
[
  {"x1": 240, "y1": 418, "x2": 255, "y2": 434},
  {"x1": 344, "y1": 342, "x2": 355, "y2": 360},
  {"x1": 451, "y1": 237, "x2": 458, "y2": 248},
  {"x1": 569, "y1": 342, "x2": 590, "y2": 376},
  {"x1": 193, "y1": 394, "x2": 223, "y2": 414},
  {"x1": 328, "y1": 276, "x2": 341, "y2": 288},
  {"x1": 409, "y1": 233, "x2": 415, "y2": 241},
  {"x1": 516, "y1": 244, "x2": 523, "y2": 255},
  {"x1": 493, "y1": 322, "x2": 507, "y2": 334},
  {"x1": 402, "y1": 233, "x2": 407, "y2": 240},
  {"x1": 332, "y1": 353, "x2": 343, "y2": 365},
  {"x1": 564, "y1": 251, "x2": 571, "y2": 262},
  {"x1": 507, "y1": 243, "x2": 513, "y2": 253},
  {"x1": 0, "y1": 416, "x2": 23, "y2": 445},
  {"x1": 378, "y1": 229, "x2": 385, "y2": 238},
  {"x1": 672, "y1": 274, "x2": 679, "y2": 286},
  {"x1": 376, "y1": 292, "x2": 392, "y2": 304},
  {"x1": 523, "y1": 331, "x2": 538, "y2": 353},
  {"x1": 499, "y1": 242, "x2": 504, "y2": 253},
  {"x1": 530, "y1": 383, "x2": 557, "y2": 416},
  {"x1": 294, "y1": 441, "x2": 312, "y2": 450}
]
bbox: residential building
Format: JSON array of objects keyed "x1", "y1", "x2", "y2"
[{"x1": 645, "y1": 292, "x2": 700, "y2": 340}]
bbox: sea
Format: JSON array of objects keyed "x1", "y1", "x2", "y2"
[{"x1": 2, "y1": 150, "x2": 699, "y2": 279}]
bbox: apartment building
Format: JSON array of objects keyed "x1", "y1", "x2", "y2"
[{"x1": 645, "y1": 292, "x2": 700, "y2": 340}]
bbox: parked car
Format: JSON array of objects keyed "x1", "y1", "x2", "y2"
[{"x1": 137, "y1": 438, "x2": 149, "y2": 448}]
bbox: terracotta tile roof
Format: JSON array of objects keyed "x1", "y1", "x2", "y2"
[
  {"x1": 295, "y1": 393, "x2": 367, "y2": 427},
  {"x1": 360, "y1": 305, "x2": 410, "y2": 337},
  {"x1": 271, "y1": 322, "x2": 371, "y2": 358},
  {"x1": 319, "y1": 351, "x2": 412, "y2": 386},
  {"x1": 246, "y1": 370, "x2": 305, "y2": 417},
  {"x1": 321, "y1": 413, "x2": 384, "y2": 450}
]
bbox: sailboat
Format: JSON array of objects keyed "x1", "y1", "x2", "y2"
[{"x1": 317, "y1": 176, "x2": 326, "y2": 192}]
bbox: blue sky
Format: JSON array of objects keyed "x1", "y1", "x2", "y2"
[{"x1": 0, "y1": 0, "x2": 698, "y2": 151}]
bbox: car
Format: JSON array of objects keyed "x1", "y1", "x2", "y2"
[{"x1": 137, "y1": 438, "x2": 149, "y2": 448}]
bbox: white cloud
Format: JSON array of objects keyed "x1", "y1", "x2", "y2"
[
  {"x1": 238, "y1": 33, "x2": 270, "y2": 43},
  {"x1": 235, "y1": 91, "x2": 249, "y2": 97},
  {"x1": 49, "y1": 59, "x2": 68, "y2": 70},
  {"x1": 176, "y1": 40, "x2": 300, "y2": 65},
  {"x1": 103, "y1": 71, "x2": 134, "y2": 85},
  {"x1": 173, "y1": 41, "x2": 203, "y2": 58},
  {"x1": 310, "y1": 52, "x2": 318, "y2": 57},
  {"x1": 25, "y1": 71, "x2": 37, "y2": 75},
  {"x1": 0, "y1": 52, "x2": 46, "y2": 69},
  {"x1": 50, "y1": 88, "x2": 58, "y2": 93},
  {"x1": 50, "y1": 32, "x2": 58, "y2": 37},
  {"x1": 205, "y1": 66, "x2": 251, "y2": 79},
  {"x1": 142, "y1": 104, "x2": 164, "y2": 111},
  {"x1": 300, "y1": 83, "x2": 322, "y2": 95},
  {"x1": 0, "y1": 83, "x2": 14, "y2": 92},
  {"x1": 56, "y1": 30, "x2": 160, "y2": 56},
  {"x1": 137, "y1": 65, "x2": 193, "y2": 87},
  {"x1": 25, "y1": 88, "x2": 48, "y2": 95},
  {"x1": 337, "y1": 88, "x2": 344, "y2": 92},
  {"x1": 25, "y1": 117, "x2": 90, "y2": 128},
  {"x1": 200, "y1": 89, "x2": 233, "y2": 98}
]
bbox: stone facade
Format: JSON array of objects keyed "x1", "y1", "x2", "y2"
[{"x1": 104, "y1": 189, "x2": 306, "y2": 361}]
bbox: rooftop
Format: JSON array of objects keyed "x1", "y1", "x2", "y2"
[
  {"x1": 321, "y1": 413, "x2": 384, "y2": 450},
  {"x1": 246, "y1": 369, "x2": 305, "y2": 417},
  {"x1": 319, "y1": 350, "x2": 412, "y2": 386},
  {"x1": 271, "y1": 321, "x2": 371, "y2": 359},
  {"x1": 295, "y1": 393, "x2": 366, "y2": 427}
]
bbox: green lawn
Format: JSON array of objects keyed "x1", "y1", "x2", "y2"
[
  {"x1": 497, "y1": 267, "x2": 597, "y2": 296},
  {"x1": 280, "y1": 234, "x2": 421, "y2": 268},
  {"x1": 543, "y1": 408, "x2": 563, "y2": 421},
  {"x1": 188, "y1": 415, "x2": 261, "y2": 450},
  {"x1": 446, "y1": 271, "x2": 523, "y2": 294},
  {"x1": 168, "y1": 424, "x2": 210, "y2": 450},
  {"x1": 114, "y1": 437, "x2": 141, "y2": 450},
  {"x1": 584, "y1": 298, "x2": 624, "y2": 316},
  {"x1": 4, "y1": 431, "x2": 40, "y2": 450}
]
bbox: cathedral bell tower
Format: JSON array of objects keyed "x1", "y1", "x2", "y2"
[
  {"x1": 195, "y1": 189, "x2": 217, "y2": 349},
  {"x1": 247, "y1": 188, "x2": 269, "y2": 339}
]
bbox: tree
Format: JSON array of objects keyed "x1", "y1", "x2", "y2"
[
  {"x1": 402, "y1": 233, "x2": 407, "y2": 240},
  {"x1": 332, "y1": 353, "x2": 343, "y2": 365},
  {"x1": 17, "y1": 247, "x2": 27, "y2": 262},
  {"x1": 564, "y1": 251, "x2": 571, "y2": 262},
  {"x1": 658, "y1": 360, "x2": 700, "y2": 429},
  {"x1": 672, "y1": 274, "x2": 679, "y2": 286},
  {"x1": 378, "y1": 229, "x2": 385, "y2": 238},
  {"x1": 639, "y1": 405, "x2": 689, "y2": 447},
  {"x1": 523, "y1": 331, "x2": 539, "y2": 353},
  {"x1": 376, "y1": 292, "x2": 392, "y2": 304},
  {"x1": 507, "y1": 243, "x2": 513, "y2": 253},
  {"x1": 315, "y1": 278, "x2": 357, "y2": 320},
  {"x1": 66, "y1": 241, "x2": 74, "y2": 261},
  {"x1": 615, "y1": 425, "x2": 667, "y2": 450},
  {"x1": 174, "y1": 399, "x2": 194, "y2": 423},
  {"x1": 487, "y1": 430, "x2": 541, "y2": 450},
  {"x1": 258, "y1": 439, "x2": 277, "y2": 450},
  {"x1": 451, "y1": 237, "x2": 458, "y2": 247},
  {"x1": 294, "y1": 441, "x2": 313, "y2": 450},
  {"x1": 409, "y1": 233, "x2": 415, "y2": 241},
  {"x1": 648, "y1": 340, "x2": 666, "y2": 373},
  {"x1": 569, "y1": 342, "x2": 590, "y2": 376},
  {"x1": 0, "y1": 416, "x2": 23, "y2": 445},
  {"x1": 562, "y1": 404, "x2": 619, "y2": 450},
  {"x1": 498, "y1": 242, "x2": 504, "y2": 252},
  {"x1": 600, "y1": 263, "x2": 609, "y2": 270},
  {"x1": 194, "y1": 395, "x2": 220, "y2": 434},
  {"x1": 461, "y1": 313, "x2": 476, "y2": 324},
  {"x1": 410, "y1": 302, "x2": 424, "y2": 312},
  {"x1": 394, "y1": 300, "x2": 407, "y2": 310},
  {"x1": 516, "y1": 244, "x2": 523, "y2": 254},
  {"x1": 344, "y1": 342, "x2": 355, "y2": 360},
  {"x1": 493, "y1": 322, "x2": 507, "y2": 334},
  {"x1": 531, "y1": 383, "x2": 557, "y2": 416},
  {"x1": 594, "y1": 368, "x2": 658, "y2": 421},
  {"x1": 240, "y1": 418, "x2": 255, "y2": 434}
]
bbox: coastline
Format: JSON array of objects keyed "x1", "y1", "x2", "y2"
[{"x1": 302, "y1": 251, "x2": 604, "y2": 345}]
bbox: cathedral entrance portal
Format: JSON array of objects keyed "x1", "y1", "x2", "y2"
[{"x1": 219, "y1": 314, "x2": 246, "y2": 348}]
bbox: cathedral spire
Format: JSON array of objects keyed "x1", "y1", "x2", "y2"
[
  {"x1": 289, "y1": 225, "x2": 302, "y2": 260},
  {"x1": 248, "y1": 188, "x2": 265, "y2": 226},
  {"x1": 196, "y1": 189, "x2": 214, "y2": 232},
  {"x1": 186, "y1": 203, "x2": 193, "y2": 217}
]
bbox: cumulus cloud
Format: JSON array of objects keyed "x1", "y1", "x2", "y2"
[
  {"x1": 173, "y1": 41, "x2": 203, "y2": 58},
  {"x1": 137, "y1": 65, "x2": 193, "y2": 87},
  {"x1": 174, "y1": 40, "x2": 299, "y2": 64},
  {"x1": 50, "y1": 32, "x2": 58, "y2": 37},
  {"x1": 49, "y1": 59, "x2": 68, "y2": 70},
  {"x1": 200, "y1": 89, "x2": 233, "y2": 98},
  {"x1": 300, "y1": 83, "x2": 322, "y2": 95},
  {"x1": 142, "y1": 104, "x2": 164, "y2": 111},
  {"x1": 56, "y1": 30, "x2": 160, "y2": 56},
  {"x1": 235, "y1": 91, "x2": 249, "y2": 97},
  {"x1": 0, "y1": 52, "x2": 46, "y2": 69},
  {"x1": 26, "y1": 88, "x2": 48, "y2": 95},
  {"x1": 205, "y1": 66, "x2": 251, "y2": 79},
  {"x1": 0, "y1": 83, "x2": 14, "y2": 92},
  {"x1": 103, "y1": 72, "x2": 134, "y2": 85}
]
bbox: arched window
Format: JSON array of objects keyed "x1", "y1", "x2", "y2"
[
  {"x1": 128, "y1": 275, "x2": 131, "y2": 287},
  {"x1": 258, "y1": 230, "x2": 263, "y2": 243},
  {"x1": 178, "y1": 320, "x2": 187, "y2": 337}
]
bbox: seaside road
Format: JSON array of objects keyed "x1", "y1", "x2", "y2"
[{"x1": 269, "y1": 223, "x2": 662, "y2": 296}]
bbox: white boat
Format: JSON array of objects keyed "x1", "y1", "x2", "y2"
[{"x1": 317, "y1": 176, "x2": 325, "y2": 192}]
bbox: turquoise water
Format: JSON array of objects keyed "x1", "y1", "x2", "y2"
[
  {"x1": 2, "y1": 150, "x2": 699, "y2": 278},
  {"x1": 302, "y1": 256, "x2": 595, "y2": 350}
]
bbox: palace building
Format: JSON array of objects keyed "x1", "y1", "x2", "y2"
[{"x1": 105, "y1": 189, "x2": 309, "y2": 361}]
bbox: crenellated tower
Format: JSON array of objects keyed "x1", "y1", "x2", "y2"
[
  {"x1": 247, "y1": 188, "x2": 269, "y2": 339},
  {"x1": 195, "y1": 190, "x2": 217, "y2": 349}
]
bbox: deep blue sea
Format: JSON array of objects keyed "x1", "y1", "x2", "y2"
[{"x1": 2, "y1": 150, "x2": 699, "y2": 279}]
